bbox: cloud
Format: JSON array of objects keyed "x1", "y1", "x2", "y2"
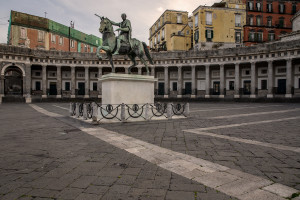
[{"x1": 0, "y1": 0, "x2": 220, "y2": 44}]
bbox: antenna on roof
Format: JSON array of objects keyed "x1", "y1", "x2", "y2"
[
  {"x1": 44, "y1": 12, "x2": 48, "y2": 18},
  {"x1": 70, "y1": 21, "x2": 75, "y2": 28}
]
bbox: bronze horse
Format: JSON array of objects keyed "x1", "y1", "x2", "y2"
[{"x1": 96, "y1": 17, "x2": 153, "y2": 75}]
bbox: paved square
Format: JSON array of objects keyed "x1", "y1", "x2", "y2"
[{"x1": 0, "y1": 102, "x2": 299, "y2": 199}]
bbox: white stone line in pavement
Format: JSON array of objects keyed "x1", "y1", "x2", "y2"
[
  {"x1": 53, "y1": 104, "x2": 69, "y2": 110},
  {"x1": 190, "y1": 105, "x2": 283, "y2": 113},
  {"x1": 183, "y1": 130, "x2": 300, "y2": 153},
  {"x1": 189, "y1": 116, "x2": 300, "y2": 132},
  {"x1": 30, "y1": 104, "x2": 63, "y2": 117},
  {"x1": 209, "y1": 108, "x2": 300, "y2": 119},
  {"x1": 29, "y1": 104, "x2": 299, "y2": 200}
]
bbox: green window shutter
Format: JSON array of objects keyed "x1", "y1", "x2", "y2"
[
  {"x1": 205, "y1": 30, "x2": 208, "y2": 38},
  {"x1": 91, "y1": 46, "x2": 93, "y2": 52},
  {"x1": 78, "y1": 42, "x2": 81, "y2": 52},
  {"x1": 211, "y1": 30, "x2": 214, "y2": 39},
  {"x1": 248, "y1": 32, "x2": 251, "y2": 40}
]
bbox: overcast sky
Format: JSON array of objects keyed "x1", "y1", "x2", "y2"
[{"x1": 0, "y1": 0, "x2": 220, "y2": 45}]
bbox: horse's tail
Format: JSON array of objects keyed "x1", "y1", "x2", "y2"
[{"x1": 142, "y1": 42, "x2": 154, "y2": 65}]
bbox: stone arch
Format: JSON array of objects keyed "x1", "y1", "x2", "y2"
[{"x1": 1, "y1": 63, "x2": 26, "y2": 76}]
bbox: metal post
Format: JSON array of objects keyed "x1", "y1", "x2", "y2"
[
  {"x1": 76, "y1": 103, "x2": 80, "y2": 118},
  {"x1": 69, "y1": 102, "x2": 73, "y2": 116},
  {"x1": 145, "y1": 103, "x2": 150, "y2": 121},
  {"x1": 184, "y1": 103, "x2": 190, "y2": 117},
  {"x1": 121, "y1": 103, "x2": 125, "y2": 122},
  {"x1": 83, "y1": 103, "x2": 87, "y2": 120}
]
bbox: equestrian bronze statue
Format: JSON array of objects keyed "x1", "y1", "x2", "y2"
[{"x1": 95, "y1": 13, "x2": 153, "y2": 75}]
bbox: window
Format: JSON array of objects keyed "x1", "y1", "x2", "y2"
[
  {"x1": 256, "y1": 2, "x2": 262, "y2": 11},
  {"x1": 94, "y1": 73, "x2": 98, "y2": 78},
  {"x1": 186, "y1": 30, "x2": 189, "y2": 35},
  {"x1": 229, "y1": 81, "x2": 234, "y2": 90},
  {"x1": 177, "y1": 14, "x2": 182, "y2": 24},
  {"x1": 206, "y1": 12, "x2": 212, "y2": 25},
  {"x1": 278, "y1": 68, "x2": 286, "y2": 73},
  {"x1": 158, "y1": 32, "x2": 160, "y2": 43},
  {"x1": 162, "y1": 28, "x2": 165, "y2": 39},
  {"x1": 59, "y1": 36, "x2": 63, "y2": 45},
  {"x1": 93, "y1": 82, "x2": 97, "y2": 91},
  {"x1": 292, "y1": 4, "x2": 297, "y2": 14},
  {"x1": 235, "y1": 14, "x2": 241, "y2": 27},
  {"x1": 20, "y1": 28, "x2": 26, "y2": 39},
  {"x1": 158, "y1": 20, "x2": 161, "y2": 28},
  {"x1": 78, "y1": 72, "x2": 84, "y2": 78},
  {"x1": 279, "y1": 18, "x2": 284, "y2": 28},
  {"x1": 150, "y1": 40, "x2": 153, "y2": 48},
  {"x1": 194, "y1": 29, "x2": 199, "y2": 43},
  {"x1": 245, "y1": 70, "x2": 250, "y2": 75},
  {"x1": 84, "y1": 44, "x2": 87, "y2": 52},
  {"x1": 195, "y1": 14, "x2": 198, "y2": 27},
  {"x1": 49, "y1": 72, "x2": 56, "y2": 77},
  {"x1": 51, "y1": 34, "x2": 56, "y2": 43},
  {"x1": 267, "y1": 3, "x2": 273, "y2": 13},
  {"x1": 155, "y1": 23, "x2": 157, "y2": 31},
  {"x1": 256, "y1": 16, "x2": 262, "y2": 26},
  {"x1": 205, "y1": 29, "x2": 213, "y2": 42},
  {"x1": 71, "y1": 40, "x2": 74, "y2": 48},
  {"x1": 261, "y1": 69, "x2": 267, "y2": 74},
  {"x1": 257, "y1": 32, "x2": 263, "y2": 42},
  {"x1": 162, "y1": 15, "x2": 165, "y2": 24},
  {"x1": 35, "y1": 71, "x2": 41, "y2": 76},
  {"x1": 261, "y1": 80, "x2": 267, "y2": 90},
  {"x1": 154, "y1": 37, "x2": 157, "y2": 45},
  {"x1": 172, "y1": 82, "x2": 177, "y2": 91},
  {"x1": 65, "y1": 82, "x2": 70, "y2": 91},
  {"x1": 235, "y1": 31, "x2": 241, "y2": 43},
  {"x1": 38, "y1": 30, "x2": 45, "y2": 42},
  {"x1": 249, "y1": 31, "x2": 255, "y2": 41},
  {"x1": 267, "y1": 17, "x2": 272, "y2": 27},
  {"x1": 279, "y1": 4, "x2": 285, "y2": 14},
  {"x1": 248, "y1": 1, "x2": 254, "y2": 10},
  {"x1": 249, "y1": 16, "x2": 254, "y2": 25},
  {"x1": 35, "y1": 81, "x2": 41, "y2": 91},
  {"x1": 268, "y1": 32, "x2": 275, "y2": 41}
]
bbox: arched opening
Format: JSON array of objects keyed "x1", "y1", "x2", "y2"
[{"x1": 4, "y1": 66, "x2": 23, "y2": 96}]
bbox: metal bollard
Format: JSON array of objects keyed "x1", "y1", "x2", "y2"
[
  {"x1": 76, "y1": 103, "x2": 80, "y2": 118},
  {"x1": 121, "y1": 103, "x2": 125, "y2": 122},
  {"x1": 69, "y1": 103, "x2": 73, "y2": 116},
  {"x1": 92, "y1": 102, "x2": 98, "y2": 122},
  {"x1": 167, "y1": 103, "x2": 172, "y2": 119},
  {"x1": 184, "y1": 103, "x2": 189, "y2": 117},
  {"x1": 83, "y1": 104, "x2": 87, "y2": 120}
]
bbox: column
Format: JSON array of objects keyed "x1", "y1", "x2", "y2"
[
  {"x1": 205, "y1": 65, "x2": 210, "y2": 98},
  {"x1": 56, "y1": 65, "x2": 62, "y2": 98},
  {"x1": 0, "y1": 75, "x2": 4, "y2": 96},
  {"x1": 138, "y1": 67, "x2": 142, "y2": 75},
  {"x1": 191, "y1": 65, "x2": 196, "y2": 98},
  {"x1": 234, "y1": 63, "x2": 240, "y2": 98},
  {"x1": 71, "y1": 67, "x2": 76, "y2": 98},
  {"x1": 219, "y1": 64, "x2": 225, "y2": 98},
  {"x1": 25, "y1": 64, "x2": 32, "y2": 103},
  {"x1": 98, "y1": 67, "x2": 102, "y2": 98},
  {"x1": 42, "y1": 65, "x2": 47, "y2": 98},
  {"x1": 164, "y1": 66, "x2": 169, "y2": 98},
  {"x1": 125, "y1": 67, "x2": 129, "y2": 74},
  {"x1": 177, "y1": 66, "x2": 182, "y2": 98},
  {"x1": 84, "y1": 66, "x2": 89, "y2": 98},
  {"x1": 286, "y1": 58, "x2": 292, "y2": 98},
  {"x1": 267, "y1": 61, "x2": 274, "y2": 98},
  {"x1": 250, "y1": 62, "x2": 256, "y2": 98}
]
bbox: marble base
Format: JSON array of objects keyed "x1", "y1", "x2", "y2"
[
  {"x1": 191, "y1": 95, "x2": 196, "y2": 98},
  {"x1": 164, "y1": 95, "x2": 168, "y2": 98},
  {"x1": 219, "y1": 95, "x2": 225, "y2": 98},
  {"x1": 56, "y1": 95, "x2": 62, "y2": 98},
  {"x1": 205, "y1": 95, "x2": 210, "y2": 98},
  {"x1": 250, "y1": 94, "x2": 257, "y2": 98},
  {"x1": 98, "y1": 95, "x2": 102, "y2": 98},
  {"x1": 267, "y1": 94, "x2": 274, "y2": 98},
  {"x1": 84, "y1": 95, "x2": 90, "y2": 98},
  {"x1": 71, "y1": 95, "x2": 76, "y2": 98},
  {"x1": 234, "y1": 95, "x2": 240, "y2": 98},
  {"x1": 100, "y1": 73, "x2": 157, "y2": 105},
  {"x1": 177, "y1": 95, "x2": 182, "y2": 98},
  {"x1": 285, "y1": 94, "x2": 292, "y2": 98},
  {"x1": 42, "y1": 95, "x2": 47, "y2": 98}
]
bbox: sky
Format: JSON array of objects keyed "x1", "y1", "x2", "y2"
[{"x1": 0, "y1": 0, "x2": 220, "y2": 45}]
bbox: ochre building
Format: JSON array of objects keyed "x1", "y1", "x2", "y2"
[
  {"x1": 149, "y1": 10, "x2": 193, "y2": 52},
  {"x1": 193, "y1": 0, "x2": 246, "y2": 50},
  {"x1": 7, "y1": 11, "x2": 102, "y2": 53}
]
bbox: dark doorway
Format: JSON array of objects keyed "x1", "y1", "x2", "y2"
[
  {"x1": 158, "y1": 82, "x2": 164, "y2": 95},
  {"x1": 277, "y1": 79, "x2": 286, "y2": 94},
  {"x1": 78, "y1": 82, "x2": 85, "y2": 95},
  {"x1": 4, "y1": 67, "x2": 23, "y2": 95},
  {"x1": 213, "y1": 81, "x2": 220, "y2": 95},
  {"x1": 49, "y1": 82, "x2": 57, "y2": 95},
  {"x1": 243, "y1": 80, "x2": 251, "y2": 95},
  {"x1": 185, "y1": 82, "x2": 192, "y2": 95}
]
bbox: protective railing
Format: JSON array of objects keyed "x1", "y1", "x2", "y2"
[{"x1": 69, "y1": 102, "x2": 189, "y2": 123}]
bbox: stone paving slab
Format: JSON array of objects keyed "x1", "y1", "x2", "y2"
[{"x1": 0, "y1": 103, "x2": 238, "y2": 200}]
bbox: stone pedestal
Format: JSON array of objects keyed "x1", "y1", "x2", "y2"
[{"x1": 100, "y1": 73, "x2": 157, "y2": 105}]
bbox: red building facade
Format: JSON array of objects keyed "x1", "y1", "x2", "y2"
[{"x1": 243, "y1": 0, "x2": 300, "y2": 46}]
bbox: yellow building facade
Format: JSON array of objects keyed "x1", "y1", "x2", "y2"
[
  {"x1": 149, "y1": 10, "x2": 192, "y2": 51},
  {"x1": 193, "y1": 0, "x2": 246, "y2": 50}
]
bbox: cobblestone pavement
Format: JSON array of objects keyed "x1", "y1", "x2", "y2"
[{"x1": 0, "y1": 102, "x2": 300, "y2": 200}]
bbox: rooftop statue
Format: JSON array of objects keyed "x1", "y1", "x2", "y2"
[{"x1": 95, "y1": 13, "x2": 153, "y2": 75}]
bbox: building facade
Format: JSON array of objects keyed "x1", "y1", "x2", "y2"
[
  {"x1": 0, "y1": 36, "x2": 300, "y2": 103},
  {"x1": 193, "y1": 0, "x2": 246, "y2": 50},
  {"x1": 149, "y1": 10, "x2": 192, "y2": 52},
  {"x1": 243, "y1": 0, "x2": 300, "y2": 46},
  {"x1": 7, "y1": 11, "x2": 102, "y2": 53}
]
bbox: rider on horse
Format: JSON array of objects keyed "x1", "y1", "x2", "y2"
[{"x1": 109, "y1": 13, "x2": 132, "y2": 55}]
